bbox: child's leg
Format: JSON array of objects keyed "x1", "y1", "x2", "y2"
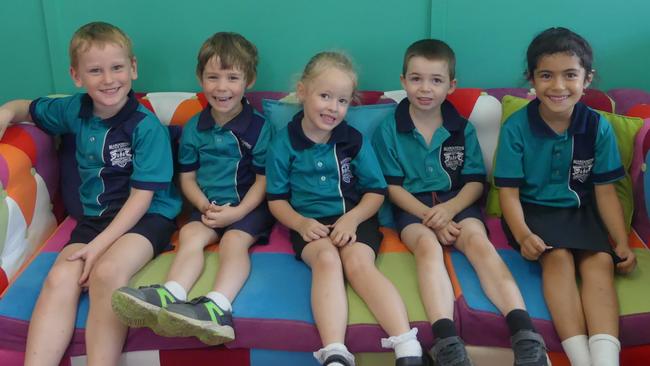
[
  {"x1": 301, "y1": 238, "x2": 348, "y2": 346},
  {"x1": 339, "y1": 242, "x2": 410, "y2": 336},
  {"x1": 455, "y1": 218, "x2": 525, "y2": 314},
  {"x1": 400, "y1": 224, "x2": 454, "y2": 322},
  {"x1": 166, "y1": 221, "x2": 219, "y2": 292},
  {"x1": 540, "y1": 249, "x2": 590, "y2": 365},
  {"x1": 339, "y1": 242, "x2": 422, "y2": 363},
  {"x1": 211, "y1": 229, "x2": 256, "y2": 302},
  {"x1": 577, "y1": 251, "x2": 620, "y2": 366},
  {"x1": 85, "y1": 234, "x2": 156, "y2": 365},
  {"x1": 24, "y1": 244, "x2": 86, "y2": 366},
  {"x1": 456, "y1": 218, "x2": 547, "y2": 365}
]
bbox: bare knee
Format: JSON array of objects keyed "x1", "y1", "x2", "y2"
[
  {"x1": 89, "y1": 258, "x2": 128, "y2": 288},
  {"x1": 178, "y1": 225, "x2": 213, "y2": 253},
  {"x1": 540, "y1": 249, "x2": 575, "y2": 275},
  {"x1": 342, "y1": 252, "x2": 376, "y2": 280},
  {"x1": 413, "y1": 235, "x2": 444, "y2": 263},
  {"x1": 311, "y1": 247, "x2": 342, "y2": 273},
  {"x1": 43, "y1": 261, "x2": 82, "y2": 292},
  {"x1": 458, "y1": 230, "x2": 495, "y2": 259},
  {"x1": 579, "y1": 252, "x2": 614, "y2": 281}
]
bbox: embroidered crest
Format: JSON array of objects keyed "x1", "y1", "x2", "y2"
[
  {"x1": 109, "y1": 142, "x2": 132, "y2": 168},
  {"x1": 442, "y1": 145, "x2": 464, "y2": 171},
  {"x1": 571, "y1": 158, "x2": 594, "y2": 183},
  {"x1": 340, "y1": 157, "x2": 353, "y2": 183}
]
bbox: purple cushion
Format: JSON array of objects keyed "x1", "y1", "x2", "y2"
[{"x1": 608, "y1": 88, "x2": 650, "y2": 115}]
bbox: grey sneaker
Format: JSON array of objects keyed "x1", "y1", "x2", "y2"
[
  {"x1": 429, "y1": 336, "x2": 473, "y2": 366},
  {"x1": 157, "y1": 296, "x2": 235, "y2": 345},
  {"x1": 111, "y1": 284, "x2": 181, "y2": 336},
  {"x1": 511, "y1": 330, "x2": 548, "y2": 366}
]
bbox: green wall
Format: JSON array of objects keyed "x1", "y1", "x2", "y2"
[{"x1": 2, "y1": 0, "x2": 649, "y2": 104}]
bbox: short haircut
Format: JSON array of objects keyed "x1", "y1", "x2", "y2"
[
  {"x1": 526, "y1": 27, "x2": 593, "y2": 80},
  {"x1": 196, "y1": 32, "x2": 258, "y2": 83},
  {"x1": 69, "y1": 22, "x2": 134, "y2": 69},
  {"x1": 402, "y1": 39, "x2": 456, "y2": 79}
]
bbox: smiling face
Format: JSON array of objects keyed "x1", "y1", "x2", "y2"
[
  {"x1": 297, "y1": 67, "x2": 355, "y2": 141},
  {"x1": 200, "y1": 56, "x2": 254, "y2": 124},
  {"x1": 531, "y1": 52, "x2": 592, "y2": 124},
  {"x1": 401, "y1": 56, "x2": 456, "y2": 115},
  {"x1": 70, "y1": 42, "x2": 137, "y2": 119}
]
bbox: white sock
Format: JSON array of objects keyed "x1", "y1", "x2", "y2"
[
  {"x1": 206, "y1": 291, "x2": 232, "y2": 311},
  {"x1": 589, "y1": 334, "x2": 620, "y2": 366},
  {"x1": 561, "y1": 335, "x2": 591, "y2": 366},
  {"x1": 163, "y1": 281, "x2": 187, "y2": 301},
  {"x1": 381, "y1": 328, "x2": 422, "y2": 359},
  {"x1": 313, "y1": 343, "x2": 355, "y2": 366}
]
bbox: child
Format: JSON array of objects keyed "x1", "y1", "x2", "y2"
[
  {"x1": 372, "y1": 39, "x2": 548, "y2": 366},
  {"x1": 0, "y1": 22, "x2": 181, "y2": 364},
  {"x1": 495, "y1": 27, "x2": 637, "y2": 366},
  {"x1": 112, "y1": 32, "x2": 274, "y2": 346},
  {"x1": 266, "y1": 52, "x2": 425, "y2": 366}
]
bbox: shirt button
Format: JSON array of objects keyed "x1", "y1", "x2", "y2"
[
  {"x1": 317, "y1": 161, "x2": 323, "y2": 168},
  {"x1": 320, "y1": 176, "x2": 326, "y2": 181},
  {"x1": 88, "y1": 155, "x2": 95, "y2": 160},
  {"x1": 216, "y1": 138, "x2": 222, "y2": 143},
  {"x1": 89, "y1": 136, "x2": 95, "y2": 142},
  {"x1": 426, "y1": 166, "x2": 433, "y2": 172}
]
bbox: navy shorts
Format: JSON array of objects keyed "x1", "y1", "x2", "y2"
[
  {"x1": 290, "y1": 215, "x2": 383, "y2": 260},
  {"x1": 188, "y1": 202, "x2": 274, "y2": 245},
  {"x1": 67, "y1": 213, "x2": 177, "y2": 257},
  {"x1": 502, "y1": 200, "x2": 621, "y2": 263},
  {"x1": 393, "y1": 190, "x2": 484, "y2": 233}
]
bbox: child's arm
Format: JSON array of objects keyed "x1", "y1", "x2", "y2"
[
  {"x1": 179, "y1": 171, "x2": 211, "y2": 213},
  {"x1": 268, "y1": 199, "x2": 329, "y2": 242},
  {"x1": 67, "y1": 187, "x2": 154, "y2": 285},
  {"x1": 330, "y1": 192, "x2": 384, "y2": 247},
  {"x1": 422, "y1": 182, "x2": 483, "y2": 229},
  {"x1": 499, "y1": 187, "x2": 550, "y2": 260},
  {"x1": 0, "y1": 100, "x2": 33, "y2": 136},
  {"x1": 202, "y1": 175, "x2": 267, "y2": 228},
  {"x1": 594, "y1": 183, "x2": 636, "y2": 274}
]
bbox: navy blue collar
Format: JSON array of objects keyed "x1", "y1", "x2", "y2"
[
  {"x1": 288, "y1": 111, "x2": 350, "y2": 151},
  {"x1": 79, "y1": 90, "x2": 139, "y2": 127},
  {"x1": 395, "y1": 98, "x2": 464, "y2": 133},
  {"x1": 527, "y1": 98, "x2": 590, "y2": 137},
  {"x1": 197, "y1": 98, "x2": 254, "y2": 134}
]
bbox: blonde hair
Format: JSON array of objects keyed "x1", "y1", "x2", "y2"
[
  {"x1": 69, "y1": 22, "x2": 134, "y2": 68},
  {"x1": 196, "y1": 32, "x2": 258, "y2": 82},
  {"x1": 298, "y1": 51, "x2": 358, "y2": 95}
]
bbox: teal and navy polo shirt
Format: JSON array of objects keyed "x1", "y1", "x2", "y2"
[
  {"x1": 372, "y1": 99, "x2": 486, "y2": 194},
  {"x1": 29, "y1": 92, "x2": 181, "y2": 219},
  {"x1": 178, "y1": 99, "x2": 272, "y2": 205},
  {"x1": 494, "y1": 99, "x2": 624, "y2": 208},
  {"x1": 266, "y1": 111, "x2": 387, "y2": 218}
]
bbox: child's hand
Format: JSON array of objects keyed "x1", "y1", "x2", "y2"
[
  {"x1": 434, "y1": 221, "x2": 461, "y2": 246},
  {"x1": 0, "y1": 108, "x2": 13, "y2": 139},
  {"x1": 519, "y1": 233, "x2": 552, "y2": 261},
  {"x1": 201, "y1": 203, "x2": 241, "y2": 228},
  {"x1": 66, "y1": 242, "x2": 107, "y2": 286},
  {"x1": 330, "y1": 214, "x2": 360, "y2": 247},
  {"x1": 423, "y1": 203, "x2": 454, "y2": 230},
  {"x1": 296, "y1": 217, "x2": 330, "y2": 242},
  {"x1": 615, "y1": 244, "x2": 637, "y2": 274}
]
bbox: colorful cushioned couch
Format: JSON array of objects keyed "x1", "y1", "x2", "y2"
[{"x1": 0, "y1": 89, "x2": 649, "y2": 366}]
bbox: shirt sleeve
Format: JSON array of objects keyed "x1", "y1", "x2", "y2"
[
  {"x1": 130, "y1": 117, "x2": 173, "y2": 190},
  {"x1": 265, "y1": 131, "x2": 291, "y2": 200},
  {"x1": 493, "y1": 119, "x2": 525, "y2": 187},
  {"x1": 252, "y1": 121, "x2": 274, "y2": 175},
  {"x1": 371, "y1": 120, "x2": 404, "y2": 185},
  {"x1": 460, "y1": 122, "x2": 486, "y2": 183},
  {"x1": 29, "y1": 96, "x2": 78, "y2": 135},
  {"x1": 177, "y1": 119, "x2": 200, "y2": 173},
  {"x1": 591, "y1": 116, "x2": 625, "y2": 184},
  {"x1": 352, "y1": 137, "x2": 388, "y2": 195}
]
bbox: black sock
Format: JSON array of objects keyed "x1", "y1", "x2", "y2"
[
  {"x1": 505, "y1": 309, "x2": 535, "y2": 336},
  {"x1": 432, "y1": 318, "x2": 457, "y2": 340}
]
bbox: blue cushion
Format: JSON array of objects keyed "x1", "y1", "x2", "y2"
[{"x1": 261, "y1": 99, "x2": 397, "y2": 227}]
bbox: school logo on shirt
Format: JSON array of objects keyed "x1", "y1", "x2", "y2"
[
  {"x1": 340, "y1": 157, "x2": 353, "y2": 183},
  {"x1": 442, "y1": 145, "x2": 464, "y2": 171},
  {"x1": 109, "y1": 142, "x2": 132, "y2": 168},
  {"x1": 572, "y1": 158, "x2": 594, "y2": 183}
]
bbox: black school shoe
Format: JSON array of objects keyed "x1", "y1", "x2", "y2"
[
  {"x1": 429, "y1": 336, "x2": 473, "y2": 366},
  {"x1": 323, "y1": 354, "x2": 353, "y2": 366},
  {"x1": 396, "y1": 355, "x2": 428, "y2": 366},
  {"x1": 511, "y1": 330, "x2": 549, "y2": 366}
]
